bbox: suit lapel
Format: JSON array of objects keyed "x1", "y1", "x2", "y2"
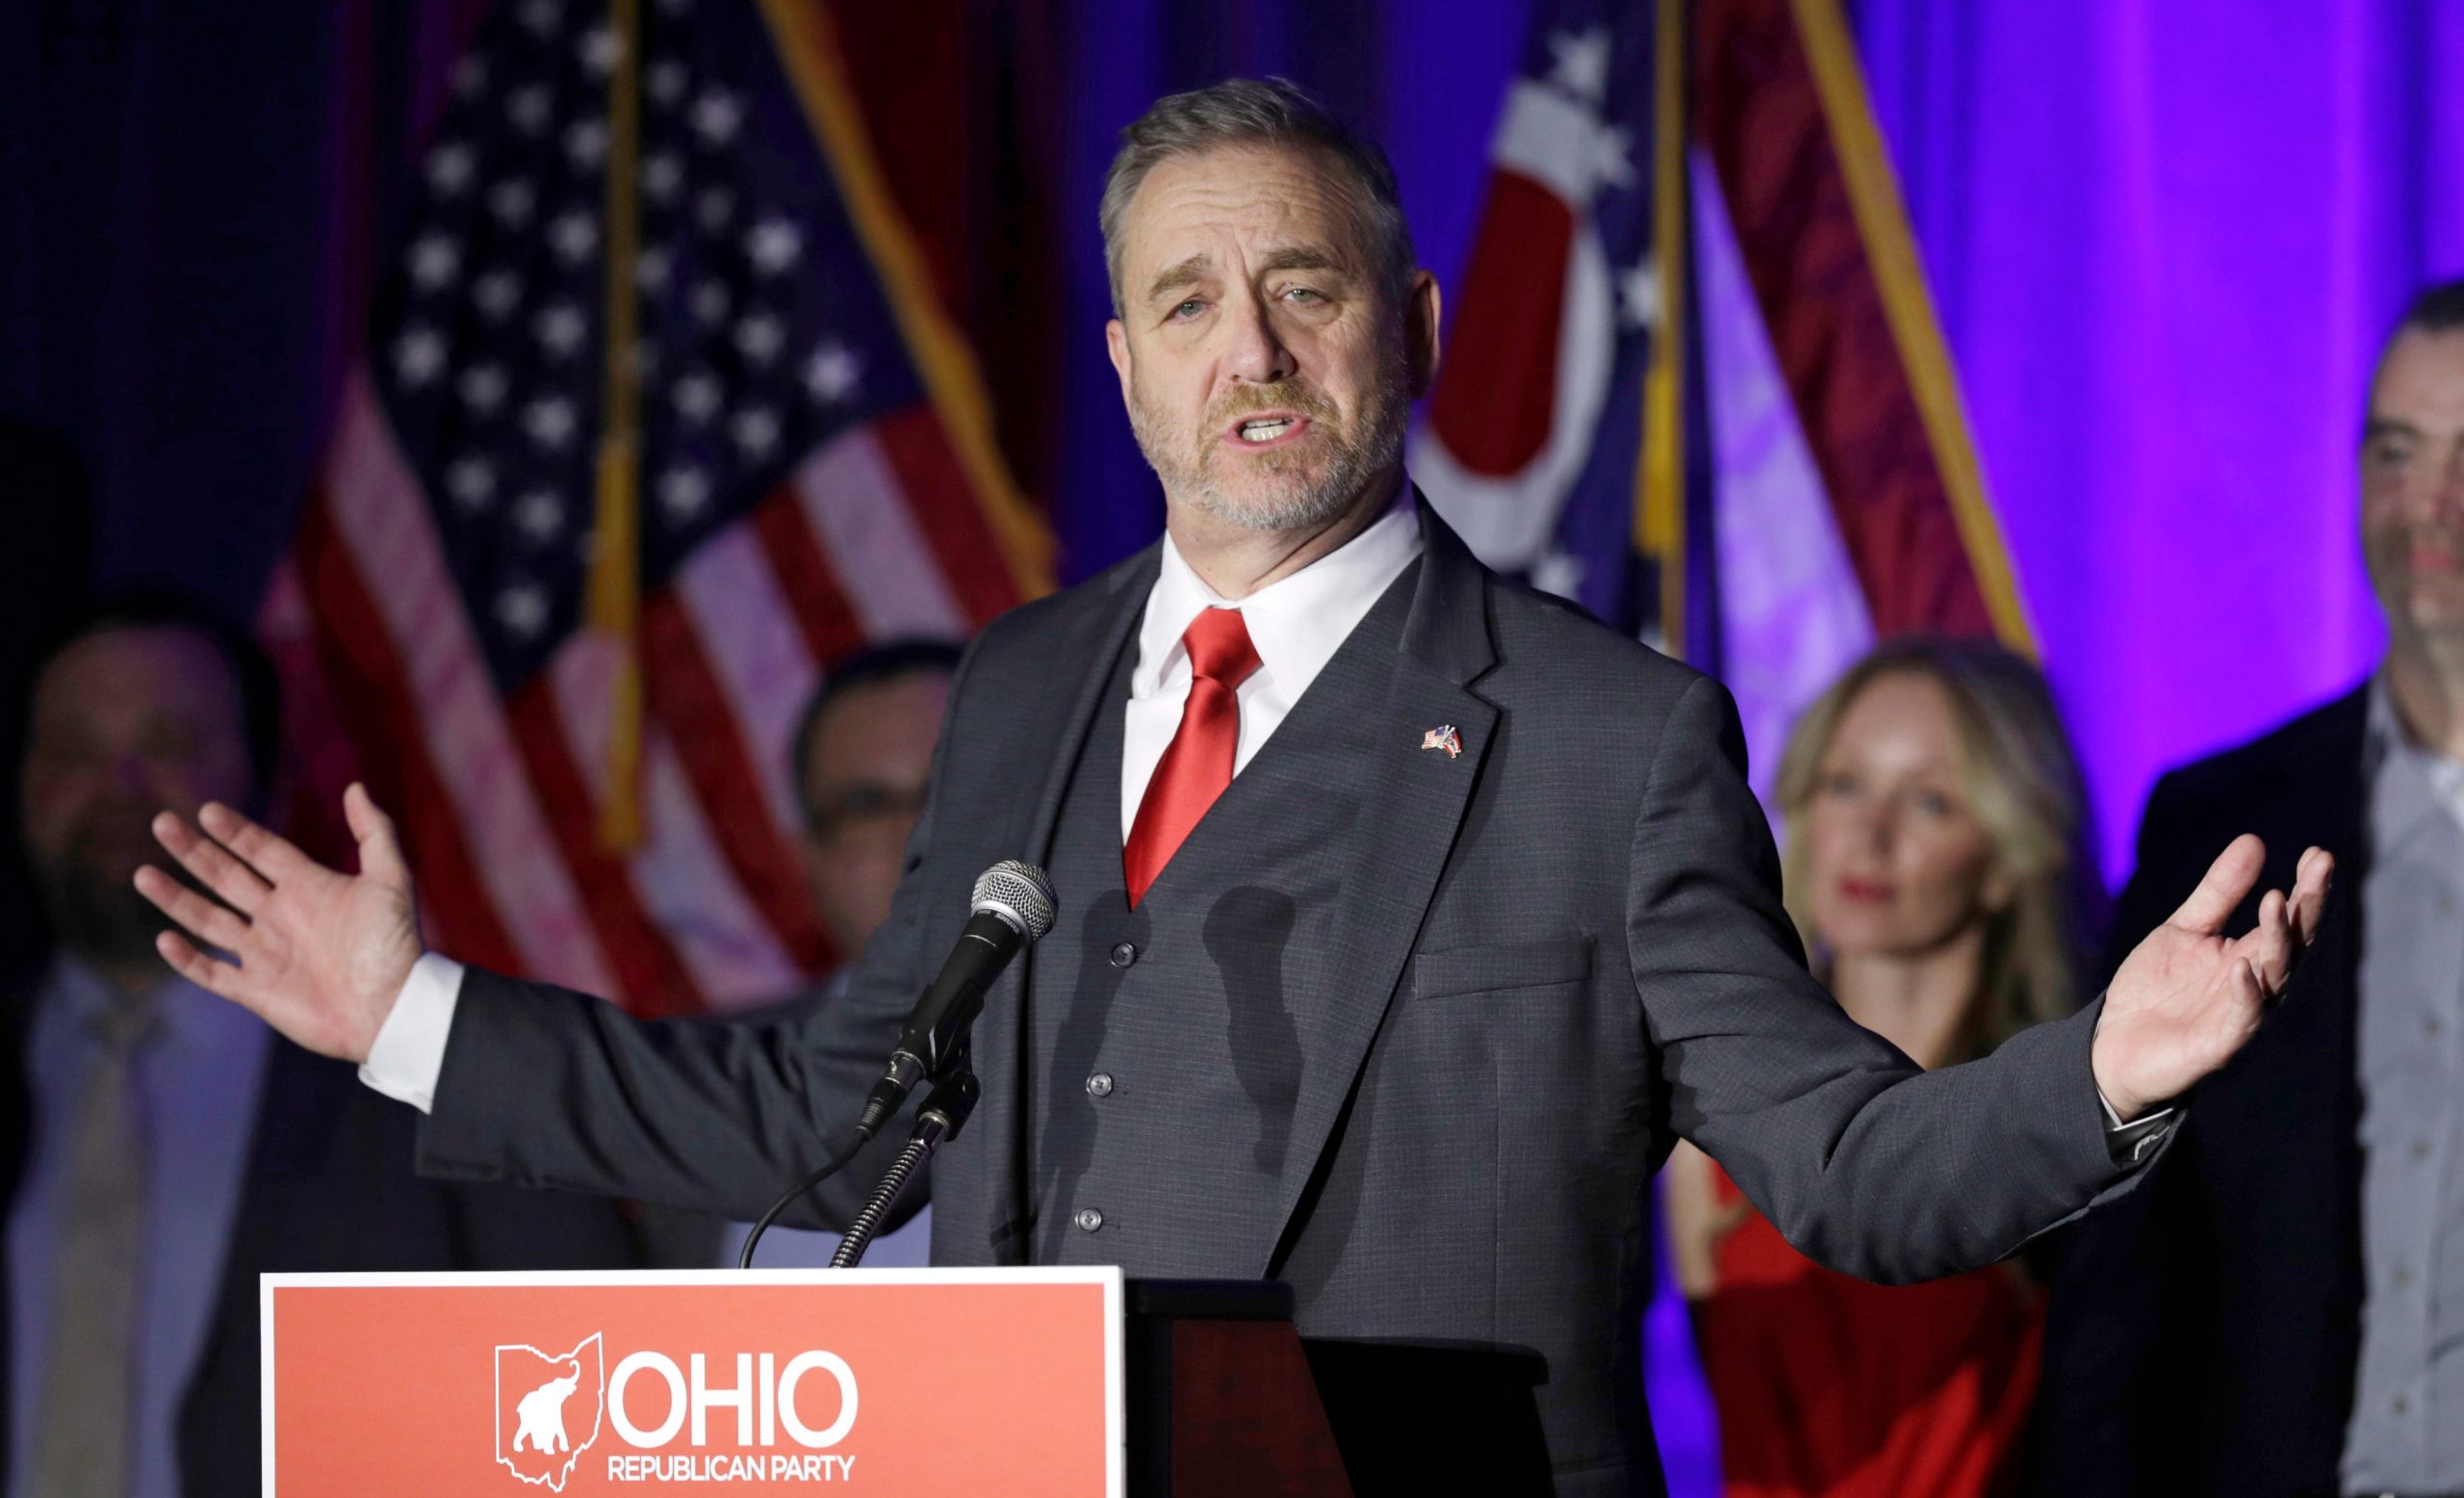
[
  {"x1": 2314, "y1": 689, "x2": 2370, "y2": 1302},
  {"x1": 2255, "y1": 689, "x2": 2369, "y2": 1249},
  {"x1": 969, "y1": 548, "x2": 1154, "y2": 1262},
  {"x1": 1023, "y1": 551, "x2": 1158, "y2": 867},
  {"x1": 1261, "y1": 501, "x2": 1500, "y2": 1274}
]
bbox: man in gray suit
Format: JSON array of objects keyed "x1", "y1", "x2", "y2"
[{"x1": 137, "y1": 81, "x2": 2327, "y2": 1494}]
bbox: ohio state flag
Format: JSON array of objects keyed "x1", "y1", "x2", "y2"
[{"x1": 1414, "y1": 0, "x2": 2034, "y2": 791}]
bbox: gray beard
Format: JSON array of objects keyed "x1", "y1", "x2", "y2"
[
  {"x1": 1131, "y1": 353, "x2": 1410, "y2": 534},
  {"x1": 1180, "y1": 417, "x2": 1402, "y2": 532}
]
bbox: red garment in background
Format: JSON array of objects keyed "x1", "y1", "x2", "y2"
[{"x1": 1696, "y1": 1167, "x2": 2042, "y2": 1498}]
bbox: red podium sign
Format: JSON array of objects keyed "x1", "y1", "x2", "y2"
[{"x1": 262, "y1": 1268, "x2": 1124, "y2": 1495}]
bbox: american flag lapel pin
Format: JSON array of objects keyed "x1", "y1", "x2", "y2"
[{"x1": 1421, "y1": 724, "x2": 1462, "y2": 760}]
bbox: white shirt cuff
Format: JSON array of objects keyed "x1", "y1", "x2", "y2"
[
  {"x1": 356, "y1": 952, "x2": 466, "y2": 1114},
  {"x1": 2097, "y1": 1090, "x2": 2175, "y2": 1132}
]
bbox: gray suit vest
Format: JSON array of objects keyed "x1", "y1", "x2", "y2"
[{"x1": 1019, "y1": 568, "x2": 1417, "y2": 1268}]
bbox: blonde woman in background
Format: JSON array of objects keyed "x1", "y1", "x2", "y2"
[{"x1": 1664, "y1": 639, "x2": 2101, "y2": 1498}]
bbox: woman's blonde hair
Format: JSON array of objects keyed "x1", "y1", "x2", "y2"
[{"x1": 1773, "y1": 639, "x2": 2099, "y2": 1056}]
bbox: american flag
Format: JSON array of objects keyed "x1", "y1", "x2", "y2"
[{"x1": 263, "y1": 0, "x2": 1047, "y2": 1018}]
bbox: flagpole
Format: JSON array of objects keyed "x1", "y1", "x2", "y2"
[
  {"x1": 1786, "y1": 0, "x2": 2036, "y2": 655},
  {"x1": 586, "y1": 0, "x2": 646, "y2": 849},
  {"x1": 754, "y1": 0, "x2": 1053, "y2": 603},
  {"x1": 1635, "y1": 0, "x2": 1692, "y2": 660}
]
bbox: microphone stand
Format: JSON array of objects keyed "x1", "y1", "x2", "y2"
[{"x1": 830, "y1": 1068, "x2": 979, "y2": 1269}]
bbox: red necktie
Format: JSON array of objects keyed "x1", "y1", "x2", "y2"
[{"x1": 1124, "y1": 607, "x2": 1262, "y2": 906}]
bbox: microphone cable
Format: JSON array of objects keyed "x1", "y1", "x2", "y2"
[{"x1": 736, "y1": 1125, "x2": 867, "y2": 1269}]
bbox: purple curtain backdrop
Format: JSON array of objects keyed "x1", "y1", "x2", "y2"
[
  {"x1": 0, "y1": 1, "x2": 492, "y2": 620},
  {"x1": 1853, "y1": 0, "x2": 2464, "y2": 878}
]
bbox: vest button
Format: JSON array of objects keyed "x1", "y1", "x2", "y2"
[
  {"x1": 1108, "y1": 942, "x2": 1138, "y2": 969},
  {"x1": 1074, "y1": 1207, "x2": 1104, "y2": 1233},
  {"x1": 1085, "y1": 1072, "x2": 1115, "y2": 1098}
]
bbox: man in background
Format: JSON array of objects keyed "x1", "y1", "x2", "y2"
[
  {"x1": 720, "y1": 638, "x2": 960, "y2": 1269},
  {"x1": 2034, "y1": 277, "x2": 2464, "y2": 1496},
  {"x1": 792, "y1": 640, "x2": 964, "y2": 973},
  {"x1": 1, "y1": 596, "x2": 647, "y2": 1497}
]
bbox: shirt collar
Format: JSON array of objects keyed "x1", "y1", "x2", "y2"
[
  {"x1": 1132, "y1": 483, "x2": 1423, "y2": 697},
  {"x1": 42, "y1": 950, "x2": 250, "y2": 1053},
  {"x1": 2367, "y1": 672, "x2": 2464, "y2": 853}
]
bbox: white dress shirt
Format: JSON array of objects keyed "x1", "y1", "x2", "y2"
[
  {"x1": 362, "y1": 489, "x2": 1425, "y2": 1114},
  {"x1": 1121, "y1": 488, "x2": 1424, "y2": 839},
  {"x1": 2342, "y1": 677, "x2": 2464, "y2": 1494}
]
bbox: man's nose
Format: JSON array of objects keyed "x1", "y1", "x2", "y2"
[{"x1": 1223, "y1": 296, "x2": 1296, "y2": 385}]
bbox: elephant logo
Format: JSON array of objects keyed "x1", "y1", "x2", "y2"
[
  {"x1": 514, "y1": 1362, "x2": 581, "y2": 1454},
  {"x1": 495, "y1": 1332, "x2": 604, "y2": 1490}
]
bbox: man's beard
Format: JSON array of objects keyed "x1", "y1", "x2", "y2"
[
  {"x1": 1128, "y1": 343, "x2": 1409, "y2": 533},
  {"x1": 29, "y1": 805, "x2": 188, "y2": 972}
]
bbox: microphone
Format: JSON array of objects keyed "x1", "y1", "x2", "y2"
[{"x1": 854, "y1": 861, "x2": 1056, "y2": 1139}]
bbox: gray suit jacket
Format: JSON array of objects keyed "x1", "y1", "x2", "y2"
[{"x1": 418, "y1": 502, "x2": 2136, "y2": 1494}]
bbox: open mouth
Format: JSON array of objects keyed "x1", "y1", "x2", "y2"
[{"x1": 1224, "y1": 412, "x2": 1310, "y2": 449}]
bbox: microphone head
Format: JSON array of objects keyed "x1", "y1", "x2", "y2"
[{"x1": 971, "y1": 861, "x2": 1057, "y2": 942}]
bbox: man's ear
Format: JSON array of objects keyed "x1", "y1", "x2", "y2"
[
  {"x1": 1107, "y1": 319, "x2": 1134, "y2": 411},
  {"x1": 1404, "y1": 270, "x2": 1442, "y2": 399}
]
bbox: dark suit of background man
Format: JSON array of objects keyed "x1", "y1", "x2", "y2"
[
  {"x1": 138, "y1": 81, "x2": 2329, "y2": 1497},
  {"x1": 0, "y1": 597, "x2": 647, "y2": 1498},
  {"x1": 2035, "y1": 278, "x2": 2464, "y2": 1498}
]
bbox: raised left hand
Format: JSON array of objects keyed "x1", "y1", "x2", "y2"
[
  {"x1": 133, "y1": 784, "x2": 424, "y2": 1064},
  {"x1": 2092, "y1": 835, "x2": 2332, "y2": 1121}
]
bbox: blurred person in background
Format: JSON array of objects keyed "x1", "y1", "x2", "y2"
[
  {"x1": 0, "y1": 595, "x2": 646, "y2": 1497},
  {"x1": 792, "y1": 639, "x2": 964, "y2": 969},
  {"x1": 1666, "y1": 639, "x2": 2101, "y2": 1498},
  {"x1": 2032, "y1": 277, "x2": 2464, "y2": 1496},
  {"x1": 717, "y1": 638, "x2": 960, "y2": 1270}
]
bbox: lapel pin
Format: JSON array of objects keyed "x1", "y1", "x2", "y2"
[{"x1": 1421, "y1": 724, "x2": 1462, "y2": 760}]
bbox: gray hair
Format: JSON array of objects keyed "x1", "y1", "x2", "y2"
[{"x1": 1098, "y1": 77, "x2": 1417, "y2": 318}]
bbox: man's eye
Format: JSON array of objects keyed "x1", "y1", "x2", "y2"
[
  {"x1": 836, "y1": 788, "x2": 893, "y2": 818},
  {"x1": 1170, "y1": 298, "x2": 1206, "y2": 320},
  {"x1": 1283, "y1": 287, "x2": 1323, "y2": 303}
]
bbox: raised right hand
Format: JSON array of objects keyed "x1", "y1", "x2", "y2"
[{"x1": 134, "y1": 783, "x2": 424, "y2": 1063}]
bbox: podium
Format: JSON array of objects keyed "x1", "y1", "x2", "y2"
[{"x1": 261, "y1": 1269, "x2": 1352, "y2": 1496}]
